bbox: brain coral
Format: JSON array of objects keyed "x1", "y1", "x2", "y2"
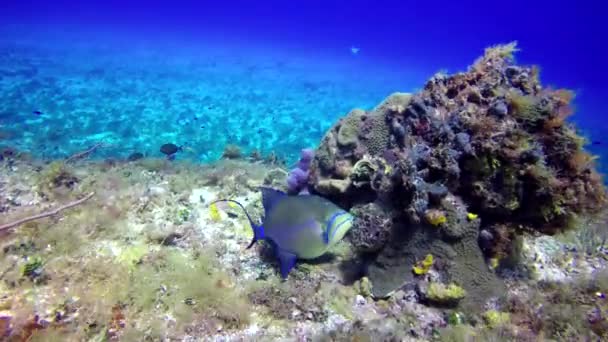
[
  {"x1": 337, "y1": 109, "x2": 366, "y2": 148},
  {"x1": 349, "y1": 202, "x2": 394, "y2": 253}
]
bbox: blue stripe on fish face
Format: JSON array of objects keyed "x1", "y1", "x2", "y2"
[
  {"x1": 324, "y1": 211, "x2": 343, "y2": 244},
  {"x1": 331, "y1": 213, "x2": 353, "y2": 242},
  {"x1": 326, "y1": 211, "x2": 352, "y2": 243}
]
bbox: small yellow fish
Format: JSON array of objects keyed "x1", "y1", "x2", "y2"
[
  {"x1": 467, "y1": 212, "x2": 478, "y2": 221},
  {"x1": 209, "y1": 202, "x2": 221, "y2": 222}
]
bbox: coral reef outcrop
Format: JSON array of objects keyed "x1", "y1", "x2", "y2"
[{"x1": 308, "y1": 43, "x2": 607, "y2": 307}]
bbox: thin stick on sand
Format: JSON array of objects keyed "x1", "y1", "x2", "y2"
[
  {"x1": 64, "y1": 142, "x2": 105, "y2": 164},
  {"x1": 0, "y1": 192, "x2": 95, "y2": 232}
]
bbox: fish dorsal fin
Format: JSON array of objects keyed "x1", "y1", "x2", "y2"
[{"x1": 260, "y1": 187, "x2": 287, "y2": 216}]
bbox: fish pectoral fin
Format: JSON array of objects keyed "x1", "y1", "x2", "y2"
[{"x1": 277, "y1": 249, "x2": 297, "y2": 279}]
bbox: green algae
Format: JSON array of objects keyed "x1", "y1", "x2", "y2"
[
  {"x1": 21, "y1": 256, "x2": 43, "y2": 279},
  {"x1": 325, "y1": 284, "x2": 356, "y2": 319},
  {"x1": 482, "y1": 310, "x2": 510, "y2": 329},
  {"x1": 248, "y1": 277, "x2": 329, "y2": 322},
  {"x1": 426, "y1": 282, "x2": 467, "y2": 306},
  {"x1": 135, "y1": 158, "x2": 170, "y2": 172},
  {"x1": 128, "y1": 247, "x2": 251, "y2": 328},
  {"x1": 447, "y1": 311, "x2": 465, "y2": 325},
  {"x1": 354, "y1": 276, "x2": 373, "y2": 298},
  {"x1": 34, "y1": 161, "x2": 77, "y2": 199},
  {"x1": 1, "y1": 160, "x2": 256, "y2": 340},
  {"x1": 114, "y1": 242, "x2": 151, "y2": 268},
  {"x1": 438, "y1": 325, "x2": 477, "y2": 342},
  {"x1": 49, "y1": 246, "x2": 251, "y2": 338}
]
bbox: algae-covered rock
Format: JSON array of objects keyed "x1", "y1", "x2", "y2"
[
  {"x1": 315, "y1": 178, "x2": 351, "y2": 196},
  {"x1": 420, "y1": 282, "x2": 467, "y2": 306},
  {"x1": 353, "y1": 276, "x2": 373, "y2": 298}
]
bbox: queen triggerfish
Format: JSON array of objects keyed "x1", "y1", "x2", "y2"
[{"x1": 212, "y1": 187, "x2": 354, "y2": 278}]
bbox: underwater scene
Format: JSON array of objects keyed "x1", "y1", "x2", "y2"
[{"x1": 1, "y1": 1, "x2": 607, "y2": 341}]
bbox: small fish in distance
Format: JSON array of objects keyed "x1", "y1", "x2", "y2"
[
  {"x1": 212, "y1": 187, "x2": 354, "y2": 279},
  {"x1": 159, "y1": 143, "x2": 182, "y2": 160}
]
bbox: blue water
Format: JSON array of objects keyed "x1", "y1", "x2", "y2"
[{"x1": 1, "y1": 0, "x2": 606, "y2": 168}]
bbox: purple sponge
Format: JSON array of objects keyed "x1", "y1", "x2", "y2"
[
  {"x1": 287, "y1": 168, "x2": 307, "y2": 190},
  {"x1": 297, "y1": 148, "x2": 314, "y2": 169},
  {"x1": 287, "y1": 148, "x2": 314, "y2": 194}
]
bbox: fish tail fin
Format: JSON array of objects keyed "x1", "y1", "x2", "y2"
[{"x1": 210, "y1": 199, "x2": 264, "y2": 249}]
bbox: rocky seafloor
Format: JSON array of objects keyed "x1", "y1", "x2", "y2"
[{"x1": 1, "y1": 44, "x2": 607, "y2": 341}]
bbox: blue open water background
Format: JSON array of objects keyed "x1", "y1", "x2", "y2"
[{"x1": 1, "y1": 0, "x2": 606, "y2": 171}]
